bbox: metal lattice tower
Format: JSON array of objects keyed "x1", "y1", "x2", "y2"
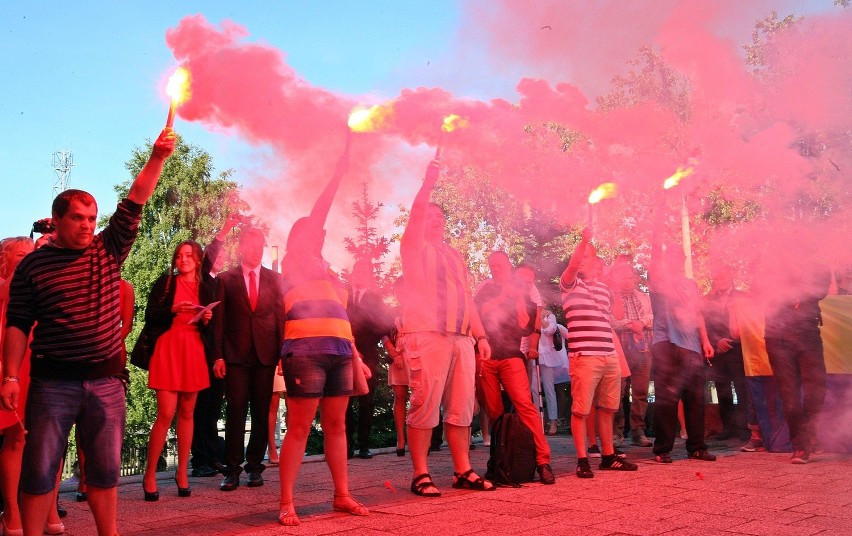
[{"x1": 52, "y1": 150, "x2": 74, "y2": 198}]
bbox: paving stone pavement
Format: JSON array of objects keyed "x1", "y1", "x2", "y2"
[{"x1": 53, "y1": 436, "x2": 851, "y2": 535}]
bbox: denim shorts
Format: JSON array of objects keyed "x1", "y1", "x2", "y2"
[
  {"x1": 281, "y1": 353, "x2": 352, "y2": 398},
  {"x1": 22, "y1": 377, "x2": 126, "y2": 495}
]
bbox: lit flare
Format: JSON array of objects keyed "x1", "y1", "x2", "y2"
[
  {"x1": 588, "y1": 182, "x2": 617, "y2": 204},
  {"x1": 165, "y1": 66, "x2": 191, "y2": 128},
  {"x1": 441, "y1": 114, "x2": 469, "y2": 133},
  {"x1": 663, "y1": 165, "x2": 695, "y2": 190},
  {"x1": 348, "y1": 104, "x2": 392, "y2": 133},
  {"x1": 435, "y1": 114, "x2": 469, "y2": 159}
]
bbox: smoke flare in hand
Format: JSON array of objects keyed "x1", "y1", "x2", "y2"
[{"x1": 165, "y1": 66, "x2": 191, "y2": 128}]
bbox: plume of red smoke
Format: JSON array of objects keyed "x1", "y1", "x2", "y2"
[{"x1": 164, "y1": 3, "x2": 850, "y2": 272}]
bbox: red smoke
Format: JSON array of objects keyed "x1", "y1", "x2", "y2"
[{"x1": 164, "y1": 3, "x2": 851, "y2": 271}]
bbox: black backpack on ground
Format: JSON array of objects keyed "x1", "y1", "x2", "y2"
[{"x1": 484, "y1": 413, "x2": 537, "y2": 487}]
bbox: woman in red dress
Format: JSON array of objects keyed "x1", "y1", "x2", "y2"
[{"x1": 139, "y1": 240, "x2": 215, "y2": 500}]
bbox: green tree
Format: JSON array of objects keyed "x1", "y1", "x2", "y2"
[
  {"x1": 597, "y1": 45, "x2": 692, "y2": 123},
  {"x1": 343, "y1": 182, "x2": 392, "y2": 280},
  {"x1": 743, "y1": 11, "x2": 802, "y2": 78}
]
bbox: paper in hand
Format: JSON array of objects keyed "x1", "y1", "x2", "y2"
[{"x1": 188, "y1": 301, "x2": 220, "y2": 324}]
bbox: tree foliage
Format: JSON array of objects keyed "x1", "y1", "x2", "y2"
[
  {"x1": 343, "y1": 182, "x2": 392, "y2": 281},
  {"x1": 743, "y1": 11, "x2": 802, "y2": 78},
  {"x1": 597, "y1": 45, "x2": 692, "y2": 123}
]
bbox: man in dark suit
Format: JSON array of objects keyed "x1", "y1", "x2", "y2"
[
  {"x1": 345, "y1": 258, "x2": 393, "y2": 459},
  {"x1": 213, "y1": 227, "x2": 285, "y2": 491}
]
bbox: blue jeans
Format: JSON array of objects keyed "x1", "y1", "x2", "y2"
[{"x1": 22, "y1": 377, "x2": 126, "y2": 495}]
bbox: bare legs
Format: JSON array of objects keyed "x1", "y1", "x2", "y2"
[
  {"x1": 392, "y1": 385, "x2": 408, "y2": 451},
  {"x1": 85, "y1": 486, "x2": 117, "y2": 536},
  {"x1": 572, "y1": 413, "x2": 589, "y2": 458},
  {"x1": 143, "y1": 390, "x2": 197, "y2": 491},
  {"x1": 175, "y1": 393, "x2": 197, "y2": 488},
  {"x1": 0, "y1": 425, "x2": 26, "y2": 531},
  {"x1": 267, "y1": 392, "x2": 282, "y2": 464},
  {"x1": 0, "y1": 425, "x2": 26, "y2": 530},
  {"x1": 0, "y1": 426, "x2": 61, "y2": 534},
  {"x1": 575, "y1": 407, "x2": 616, "y2": 457},
  {"x1": 279, "y1": 395, "x2": 363, "y2": 526}
]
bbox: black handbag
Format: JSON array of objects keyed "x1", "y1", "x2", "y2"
[
  {"x1": 552, "y1": 327, "x2": 563, "y2": 352},
  {"x1": 129, "y1": 326, "x2": 156, "y2": 370}
]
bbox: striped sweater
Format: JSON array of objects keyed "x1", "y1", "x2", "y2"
[
  {"x1": 559, "y1": 276, "x2": 616, "y2": 355},
  {"x1": 280, "y1": 257, "x2": 354, "y2": 357},
  {"x1": 5, "y1": 199, "x2": 142, "y2": 380}
]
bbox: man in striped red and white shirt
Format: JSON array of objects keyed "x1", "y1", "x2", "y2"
[
  {"x1": 560, "y1": 228, "x2": 637, "y2": 478},
  {"x1": 1, "y1": 128, "x2": 175, "y2": 536}
]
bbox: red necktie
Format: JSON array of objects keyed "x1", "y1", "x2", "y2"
[{"x1": 249, "y1": 271, "x2": 258, "y2": 311}]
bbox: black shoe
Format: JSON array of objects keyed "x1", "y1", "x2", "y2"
[
  {"x1": 246, "y1": 471, "x2": 264, "y2": 487},
  {"x1": 174, "y1": 473, "x2": 192, "y2": 497},
  {"x1": 537, "y1": 463, "x2": 556, "y2": 485},
  {"x1": 347, "y1": 449, "x2": 355, "y2": 459},
  {"x1": 220, "y1": 474, "x2": 240, "y2": 491},
  {"x1": 57, "y1": 502, "x2": 68, "y2": 518},
  {"x1": 654, "y1": 452, "x2": 673, "y2": 464},
  {"x1": 396, "y1": 447, "x2": 406, "y2": 457},
  {"x1": 191, "y1": 465, "x2": 219, "y2": 477},
  {"x1": 689, "y1": 449, "x2": 717, "y2": 462},
  {"x1": 791, "y1": 450, "x2": 810, "y2": 464},
  {"x1": 576, "y1": 458, "x2": 594, "y2": 479},
  {"x1": 599, "y1": 454, "x2": 638, "y2": 471},
  {"x1": 75, "y1": 492, "x2": 87, "y2": 502},
  {"x1": 357, "y1": 449, "x2": 373, "y2": 459},
  {"x1": 143, "y1": 487, "x2": 160, "y2": 502},
  {"x1": 429, "y1": 444, "x2": 442, "y2": 452}
]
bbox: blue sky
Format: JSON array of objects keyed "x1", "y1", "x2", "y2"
[
  {"x1": 0, "y1": 1, "x2": 838, "y2": 242},
  {"x1": 0, "y1": 1, "x2": 483, "y2": 239}
]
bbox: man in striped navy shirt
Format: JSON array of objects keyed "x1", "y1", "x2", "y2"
[
  {"x1": 560, "y1": 228, "x2": 637, "y2": 478},
  {"x1": 1, "y1": 128, "x2": 175, "y2": 536}
]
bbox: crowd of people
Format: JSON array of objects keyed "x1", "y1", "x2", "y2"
[{"x1": 0, "y1": 133, "x2": 838, "y2": 534}]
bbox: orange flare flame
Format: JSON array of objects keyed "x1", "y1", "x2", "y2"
[
  {"x1": 348, "y1": 104, "x2": 393, "y2": 133},
  {"x1": 588, "y1": 182, "x2": 617, "y2": 204},
  {"x1": 664, "y1": 165, "x2": 695, "y2": 190},
  {"x1": 441, "y1": 114, "x2": 469, "y2": 133},
  {"x1": 166, "y1": 67, "x2": 191, "y2": 106}
]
